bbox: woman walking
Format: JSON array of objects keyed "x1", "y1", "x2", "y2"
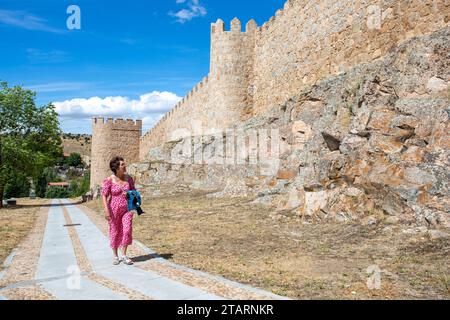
[{"x1": 101, "y1": 156, "x2": 136, "y2": 265}]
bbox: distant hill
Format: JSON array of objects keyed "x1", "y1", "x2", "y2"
[{"x1": 61, "y1": 133, "x2": 91, "y2": 158}]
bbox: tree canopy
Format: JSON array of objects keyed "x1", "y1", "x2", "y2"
[{"x1": 0, "y1": 81, "x2": 62, "y2": 206}]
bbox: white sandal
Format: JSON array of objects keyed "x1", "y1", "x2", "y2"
[
  {"x1": 121, "y1": 256, "x2": 133, "y2": 265},
  {"x1": 113, "y1": 257, "x2": 120, "y2": 265}
]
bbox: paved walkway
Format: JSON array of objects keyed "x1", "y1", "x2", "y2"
[{"x1": 0, "y1": 199, "x2": 289, "y2": 300}]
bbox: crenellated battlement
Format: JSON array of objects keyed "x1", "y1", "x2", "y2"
[
  {"x1": 92, "y1": 117, "x2": 142, "y2": 128},
  {"x1": 211, "y1": 18, "x2": 258, "y2": 34}
]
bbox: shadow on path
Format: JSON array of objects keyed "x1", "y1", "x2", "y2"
[
  {"x1": 132, "y1": 253, "x2": 174, "y2": 263},
  {"x1": 2, "y1": 200, "x2": 84, "y2": 210}
]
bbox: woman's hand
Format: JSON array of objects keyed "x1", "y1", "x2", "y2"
[{"x1": 104, "y1": 210, "x2": 111, "y2": 221}]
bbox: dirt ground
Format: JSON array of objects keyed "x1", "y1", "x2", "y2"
[
  {"x1": 84, "y1": 191, "x2": 449, "y2": 300},
  {"x1": 0, "y1": 198, "x2": 50, "y2": 271}
]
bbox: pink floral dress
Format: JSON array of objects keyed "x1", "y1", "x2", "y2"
[{"x1": 101, "y1": 175, "x2": 135, "y2": 249}]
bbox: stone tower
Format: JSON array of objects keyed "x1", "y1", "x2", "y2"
[
  {"x1": 207, "y1": 18, "x2": 257, "y2": 129},
  {"x1": 90, "y1": 118, "x2": 142, "y2": 189}
]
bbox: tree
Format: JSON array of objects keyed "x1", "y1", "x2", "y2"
[
  {"x1": 65, "y1": 153, "x2": 83, "y2": 167},
  {"x1": 45, "y1": 186, "x2": 69, "y2": 199},
  {"x1": 79, "y1": 171, "x2": 90, "y2": 195},
  {"x1": 3, "y1": 171, "x2": 30, "y2": 199},
  {"x1": 35, "y1": 167, "x2": 61, "y2": 198},
  {"x1": 69, "y1": 180, "x2": 79, "y2": 197},
  {"x1": 0, "y1": 81, "x2": 62, "y2": 207}
]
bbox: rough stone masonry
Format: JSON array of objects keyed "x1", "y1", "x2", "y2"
[{"x1": 91, "y1": 0, "x2": 449, "y2": 228}]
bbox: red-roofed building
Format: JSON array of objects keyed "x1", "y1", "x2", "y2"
[{"x1": 48, "y1": 182, "x2": 69, "y2": 188}]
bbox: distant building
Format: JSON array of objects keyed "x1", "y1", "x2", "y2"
[{"x1": 48, "y1": 182, "x2": 69, "y2": 188}]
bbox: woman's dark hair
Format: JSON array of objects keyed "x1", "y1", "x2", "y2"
[{"x1": 110, "y1": 156, "x2": 124, "y2": 174}]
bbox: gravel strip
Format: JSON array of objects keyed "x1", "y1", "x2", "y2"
[
  {"x1": 1, "y1": 285, "x2": 57, "y2": 300},
  {"x1": 62, "y1": 206, "x2": 93, "y2": 273},
  {"x1": 86, "y1": 273, "x2": 153, "y2": 300},
  {"x1": 137, "y1": 260, "x2": 271, "y2": 300}
]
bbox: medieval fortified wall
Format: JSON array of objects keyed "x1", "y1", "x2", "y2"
[
  {"x1": 138, "y1": 0, "x2": 449, "y2": 157},
  {"x1": 91, "y1": 0, "x2": 449, "y2": 227}
]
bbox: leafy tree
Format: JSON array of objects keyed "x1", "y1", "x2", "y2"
[
  {"x1": 77, "y1": 171, "x2": 90, "y2": 196},
  {"x1": 69, "y1": 180, "x2": 79, "y2": 197},
  {"x1": 66, "y1": 171, "x2": 90, "y2": 198},
  {"x1": 0, "y1": 81, "x2": 62, "y2": 206},
  {"x1": 65, "y1": 153, "x2": 83, "y2": 167},
  {"x1": 35, "y1": 167, "x2": 61, "y2": 198},
  {"x1": 67, "y1": 168, "x2": 81, "y2": 179},
  {"x1": 3, "y1": 171, "x2": 30, "y2": 199},
  {"x1": 45, "y1": 186, "x2": 69, "y2": 199}
]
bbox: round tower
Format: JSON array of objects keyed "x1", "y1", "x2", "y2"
[
  {"x1": 90, "y1": 117, "x2": 142, "y2": 189},
  {"x1": 208, "y1": 18, "x2": 258, "y2": 129}
]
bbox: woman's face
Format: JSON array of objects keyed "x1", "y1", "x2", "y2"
[{"x1": 117, "y1": 161, "x2": 127, "y2": 175}]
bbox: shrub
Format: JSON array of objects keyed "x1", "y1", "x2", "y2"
[
  {"x1": 3, "y1": 172, "x2": 31, "y2": 199},
  {"x1": 69, "y1": 180, "x2": 79, "y2": 196},
  {"x1": 45, "y1": 186, "x2": 70, "y2": 199},
  {"x1": 36, "y1": 167, "x2": 61, "y2": 198},
  {"x1": 65, "y1": 153, "x2": 83, "y2": 167}
]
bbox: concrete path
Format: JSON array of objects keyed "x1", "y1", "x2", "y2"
[
  {"x1": 35, "y1": 200, "x2": 127, "y2": 300},
  {"x1": 0, "y1": 199, "x2": 288, "y2": 300}
]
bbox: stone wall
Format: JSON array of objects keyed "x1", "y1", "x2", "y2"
[
  {"x1": 137, "y1": 0, "x2": 449, "y2": 159},
  {"x1": 93, "y1": 0, "x2": 449, "y2": 227},
  {"x1": 252, "y1": 0, "x2": 450, "y2": 115},
  {"x1": 90, "y1": 118, "x2": 142, "y2": 188},
  {"x1": 139, "y1": 76, "x2": 210, "y2": 160},
  {"x1": 129, "y1": 27, "x2": 450, "y2": 227}
]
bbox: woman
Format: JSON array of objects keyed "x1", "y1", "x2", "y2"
[{"x1": 101, "y1": 156, "x2": 136, "y2": 265}]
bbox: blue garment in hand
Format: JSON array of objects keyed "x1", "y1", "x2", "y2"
[{"x1": 126, "y1": 190, "x2": 145, "y2": 215}]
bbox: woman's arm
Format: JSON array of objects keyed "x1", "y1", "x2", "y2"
[
  {"x1": 127, "y1": 174, "x2": 136, "y2": 191},
  {"x1": 102, "y1": 194, "x2": 111, "y2": 221},
  {"x1": 101, "y1": 177, "x2": 112, "y2": 220}
]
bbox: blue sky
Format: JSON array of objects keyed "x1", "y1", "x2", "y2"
[{"x1": 0, "y1": 0, "x2": 286, "y2": 134}]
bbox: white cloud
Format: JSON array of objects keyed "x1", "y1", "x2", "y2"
[
  {"x1": 169, "y1": 0, "x2": 207, "y2": 23},
  {"x1": 54, "y1": 91, "x2": 182, "y2": 133},
  {"x1": 26, "y1": 82, "x2": 88, "y2": 92},
  {"x1": 27, "y1": 48, "x2": 70, "y2": 64},
  {"x1": 0, "y1": 9, "x2": 63, "y2": 33}
]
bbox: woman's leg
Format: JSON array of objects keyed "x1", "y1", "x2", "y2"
[
  {"x1": 109, "y1": 214, "x2": 123, "y2": 255},
  {"x1": 120, "y1": 211, "x2": 134, "y2": 256}
]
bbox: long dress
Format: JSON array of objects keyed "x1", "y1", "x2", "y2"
[{"x1": 101, "y1": 175, "x2": 135, "y2": 249}]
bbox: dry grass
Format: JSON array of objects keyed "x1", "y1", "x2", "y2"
[
  {"x1": 85, "y1": 191, "x2": 450, "y2": 300},
  {"x1": 62, "y1": 135, "x2": 91, "y2": 157},
  {"x1": 0, "y1": 198, "x2": 49, "y2": 271}
]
